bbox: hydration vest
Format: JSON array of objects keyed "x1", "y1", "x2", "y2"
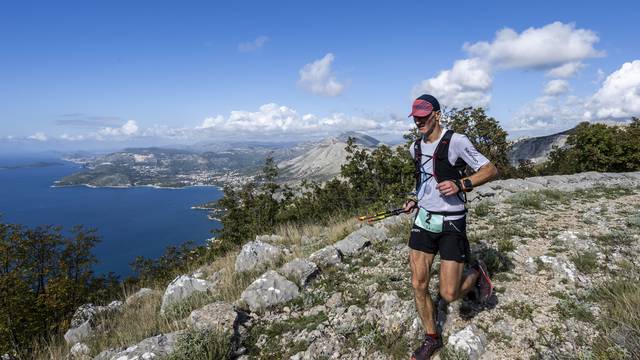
[{"x1": 413, "y1": 130, "x2": 468, "y2": 213}]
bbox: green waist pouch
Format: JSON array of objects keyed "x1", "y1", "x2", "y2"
[{"x1": 414, "y1": 208, "x2": 443, "y2": 233}]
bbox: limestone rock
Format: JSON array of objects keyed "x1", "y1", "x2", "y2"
[
  {"x1": 188, "y1": 301, "x2": 238, "y2": 333},
  {"x1": 309, "y1": 246, "x2": 342, "y2": 268},
  {"x1": 333, "y1": 233, "x2": 370, "y2": 257},
  {"x1": 64, "y1": 301, "x2": 123, "y2": 345},
  {"x1": 235, "y1": 240, "x2": 284, "y2": 273},
  {"x1": 93, "y1": 330, "x2": 184, "y2": 360},
  {"x1": 240, "y1": 270, "x2": 299, "y2": 312},
  {"x1": 539, "y1": 255, "x2": 576, "y2": 282},
  {"x1": 160, "y1": 275, "x2": 214, "y2": 314},
  {"x1": 447, "y1": 325, "x2": 487, "y2": 360},
  {"x1": 279, "y1": 258, "x2": 319, "y2": 287},
  {"x1": 69, "y1": 342, "x2": 91, "y2": 360}
]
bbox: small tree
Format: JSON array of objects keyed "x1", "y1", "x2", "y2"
[{"x1": 442, "y1": 107, "x2": 513, "y2": 178}]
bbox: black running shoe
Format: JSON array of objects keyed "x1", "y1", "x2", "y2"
[
  {"x1": 473, "y1": 259, "x2": 493, "y2": 303},
  {"x1": 411, "y1": 335, "x2": 442, "y2": 360}
]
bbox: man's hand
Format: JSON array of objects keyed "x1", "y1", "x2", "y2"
[
  {"x1": 436, "y1": 180, "x2": 460, "y2": 196},
  {"x1": 403, "y1": 199, "x2": 417, "y2": 214}
]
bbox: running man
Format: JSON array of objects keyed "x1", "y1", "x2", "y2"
[{"x1": 403, "y1": 94, "x2": 498, "y2": 360}]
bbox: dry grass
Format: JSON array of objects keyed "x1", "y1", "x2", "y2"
[
  {"x1": 85, "y1": 291, "x2": 182, "y2": 357},
  {"x1": 37, "y1": 215, "x2": 361, "y2": 358}
]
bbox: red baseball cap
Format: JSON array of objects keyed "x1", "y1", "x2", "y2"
[{"x1": 409, "y1": 94, "x2": 440, "y2": 117}]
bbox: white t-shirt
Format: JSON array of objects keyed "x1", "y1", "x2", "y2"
[{"x1": 408, "y1": 129, "x2": 489, "y2": 219}]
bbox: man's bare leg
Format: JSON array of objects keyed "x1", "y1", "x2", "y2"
[
  {"x1": 438, "y1": 260, "x2": 478, "y2": 303},
  {"x1": 409, "y1": 249, "x2": 437, "y2": 334}
]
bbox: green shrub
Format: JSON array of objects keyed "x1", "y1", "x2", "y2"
[
  {"x1": 473, "y1": 201, "x2": 494, "y2": 217},
  {"x1": 506, "y1": 192, "x2": 544, "y2": 210},
  {"x1": 166, "y1": 330, "x2": 233, "y2": 360},
  {"x1": 571, "y1": 251, "x2": 599, "y2": 274},
  {"x1": 497, "y1": 238, "x2": 516, "y2": 253},
  {"x1": 555, "y1": 298, "x2": 594, "y2": 322}
]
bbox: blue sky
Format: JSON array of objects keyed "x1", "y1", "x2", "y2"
[{"x1": 1, "y1": 0, "x2": 639, "y2": 151}]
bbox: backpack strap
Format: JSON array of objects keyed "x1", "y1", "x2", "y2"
[{"x1": 413, "y1": 138, "x2": 422, "y2": 193}]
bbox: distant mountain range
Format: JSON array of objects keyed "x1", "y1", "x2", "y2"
[{"x1": 55, "y1": 128, "x2": 574, "y2": 188}]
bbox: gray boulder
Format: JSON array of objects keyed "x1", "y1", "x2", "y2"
[
  {"x1": 64, "y1": 301, "x2": 123, "y2": 345},
  {"x1": 240, "y1": 270, "x2": 299, "y2": 312},
  {"x1": 309, "y1": 246, "x2": 342, "y2": 268},
  {"x1": 278, "y1": 258, "x2": 319, "y2": 287},
  {"x1": 69, "y1": 342, "x2": 91, "y2": 360},
  {"x1": 447, "y1": 325, "x2": 487, "y2": 360},
  {"x1": 353, "y1": 225, "x2": 388, "y2": 243},
  {"x1": 333, "y1": 233, "x2": 371, "y2": 257},
  {"x1": 160, "y1": 275, "x2": 214, "y2": 314},
  {"x1": 539, "y1": 255, "x2": 576, "y2": 282},
  {"x1": 64, "y1": 320, "x2": 93, "y2": 346},
  {"x1": 93, "y1": 330, "x2": 184, "y2": 360},
  {"x1": 188, "y1": 301, "x2": 238, "y2": 333},
  {"x1": 235, "y1": 240, "x2": 284, "y2": 273}
]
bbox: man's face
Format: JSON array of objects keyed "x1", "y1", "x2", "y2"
[{"x1": 414, "y1": 111, "x2": 438, "y2": 134}]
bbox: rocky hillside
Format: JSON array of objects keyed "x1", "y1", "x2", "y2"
[
  {"x1": 508, "y1": 128, "x2": 574, "y2": 165},
  {"x1": 56, "y1": 172, "x2": 640, "y2": 360},
  {"x1": 277, "y1": 132, "x2": 380, "y2": 182}
]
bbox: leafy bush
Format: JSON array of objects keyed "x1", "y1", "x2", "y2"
[{"x1": 542, "y1": 118, "x2": 640, "y2": 175}]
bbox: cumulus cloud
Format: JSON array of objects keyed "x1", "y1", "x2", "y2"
[
  {"x1": 197, "y1": 103, "x2": 378, "y2": 135},
  {"x1": 238, "y1": 36, "x2": 270, "y2": 52},
  {"x1": 298, "y1": 53, "x2": 345, "y2": 96},
  {"x1": 464, "y1": 22, "x2": 603, "y2": 69},
  {"x1": 413, "y1": 58, "x2": 492, "y2": 108},
  {"x1": 585, "y1": 60, "x2": 640, "y2": 120},
  {"x1": 543, "y1": 79, "x2": 570, "y2": 96},
  {"x1": 547, "y1": 62, "x2": 585, "y2": 78},
  {"x1": 415, "y1": 22, "x2": 603, "y2": 110},
  {"x1": 512, "y1": 60, "x2": 640, "y2": 130},
  {"x1": 28, "y1": 132, "x2": 48, "y2": 141},
  {"x1": 98, "y1": 120, "x2": 139, "y2": 137}
]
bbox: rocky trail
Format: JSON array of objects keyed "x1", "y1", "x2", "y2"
[{"x1": 62, "y1": 172, "x2": 640, "y2": 360}]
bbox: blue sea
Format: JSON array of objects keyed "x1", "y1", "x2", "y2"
[{"x1": 0, "y1": 154, "x2": 222, "y2": 277}]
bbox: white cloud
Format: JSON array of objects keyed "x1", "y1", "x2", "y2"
[
  {"x1": 547, "y1": 62, "x2": 585, "y2": 78},
  {"x1": 413, "y1": 58, "x2": 492, "y2": 108},
  {"x1": 98, "y1": 120, "x2": 139, "y2": 137},
  {"x1": 190, "y1": 103, "x2": 387, "y2": 139},
  {"x1": 464, "y1": 22, "x2": 603, "y2": 69},
  {"x1": 512, "y1": 95, "x2": 586, "y2": 130},
  {"x1": 543, "y1": 79, "x2": 570, "y2": 96},
  {"x1": 414, "y1": 22, "x2": 604, "y2": 110},
  {"x1": 586, "y1": 60, "x2": 640, "y2": 120},
  {"x1": 238, "y1": 36, "x2": 270, "y2": 53},
  {"x1": 298, "y1": 53, "x2": 345, "y2": 96},
  {"x1": 28, "y1": 132, "x2": 47, "y2": 141},
  {"x1": 512, "y1": 60, "x2": 640, "y2": 130}
]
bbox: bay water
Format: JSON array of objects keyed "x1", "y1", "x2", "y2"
[{"x1": 0, "y1": 155, "x2": 222, "y2": 277}]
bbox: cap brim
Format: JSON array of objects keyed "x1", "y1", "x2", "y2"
[{"x1": 408, "y1": 109, "x2": 432, "y2": 117}]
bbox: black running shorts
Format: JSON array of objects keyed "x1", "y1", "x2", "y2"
[{"x1": 408, "y1": 217, "x2": 470, "y2": 263}]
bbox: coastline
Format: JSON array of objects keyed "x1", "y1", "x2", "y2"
[{"x1": 50, "y1": 182, "x2": 222, "y2": 190}]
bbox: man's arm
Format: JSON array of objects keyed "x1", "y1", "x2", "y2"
[
  {"x1": 436, "y1": 162, "x2": 498, "y2": 196},
  {"x1": 464, "y1": 162, "x2": 498, "y2": 189}
]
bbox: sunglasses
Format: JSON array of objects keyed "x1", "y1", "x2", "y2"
[{"x1": 414, "y1": 112, "x2": 436, "y2": 126}]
